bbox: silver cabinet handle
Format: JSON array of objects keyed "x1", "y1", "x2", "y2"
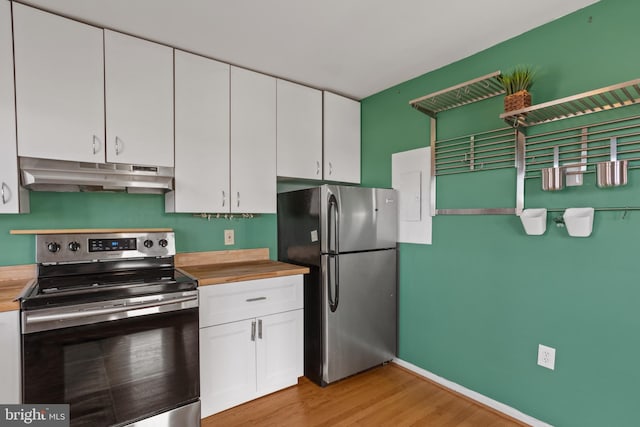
[
  {"x1": 92, "y1": 135, "x2": 102, "y2": 155},
  {"x1": 251, "y1": 320, "x2": 256, "y2": 341},
  {"x1": 222, "y1": 190, "x2": 226, "y2": 207},
  {"x1": 115, "y1": 136, "x2": 123, "y2": 155},
  {"x1": 237, "y1": 191, "x2": 240, "y2": 208},
  {"x1": 258, "y1": 319, "x2": 263, "y2": 339},
  {"x1": 316, "y1": 160, "x2": 320, "y2": 175},
  {"x1": 1, "y1": 182, "x2": 9, "y2": 205},
  {"x1": 329, "y1": 161, "x2": 333, "y2": 175},
  {"x1": 246, "y1": 297, "x2": 266, "y2": 302}
]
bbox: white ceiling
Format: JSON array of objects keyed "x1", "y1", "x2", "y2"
[{"x1": 18, "y1": 0, "x2": 598, "y2": 100}]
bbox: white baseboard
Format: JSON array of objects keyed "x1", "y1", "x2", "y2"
[{"x1": 392, "y1": 358, "x2": 553, "y2": 427}]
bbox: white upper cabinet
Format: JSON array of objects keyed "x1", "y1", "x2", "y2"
[
  {"x1": 323, "y1": 91, "x2": 361, "y2": 184},
  {"x1": 13, "y1": 3, "x2": 105, "y2": 163},
  {"x1": 104, "y1": 30, "x2": 174, "y2": 167},
  {"x1": 168, "y1": 50, "x2": 230, "y2": 213},
  {"x1": 276, "y1": 79, "x2": 322, "y2": 180},
  {"x1": 230, "y1": 66, "x2": 276, "y2": 213},
  {"x1": 0, "y1": 1, "x2": 27, "y2": 214}
]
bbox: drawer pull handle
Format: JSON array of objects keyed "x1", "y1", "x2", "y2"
[{"x1": 246, "y1": 297, "x2": 267, "y2": 302}]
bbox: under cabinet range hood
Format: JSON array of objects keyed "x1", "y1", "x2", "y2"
[{"x1": 19, "y1": 157, "x2": 174, "y2": 193}]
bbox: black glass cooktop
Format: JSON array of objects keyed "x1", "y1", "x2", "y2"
[{"x1": 21, "y1": 267, "x2": 197, "y2": 310}]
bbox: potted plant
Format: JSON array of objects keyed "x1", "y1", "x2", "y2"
[{"x1": 498, "y1": 66, "x2": 536, "y2": 112}]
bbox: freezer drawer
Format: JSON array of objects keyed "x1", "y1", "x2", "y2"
[{"x1": 321, "y1": 249, "x2": 397, "y2": 384}]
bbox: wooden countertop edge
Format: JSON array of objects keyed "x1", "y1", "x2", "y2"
[
  {"x1": 179, "y1": 260, "x2": 310, "y2": 287},
  {"x1": 0, "y1": 265, "x2": 36, "y2": 312},
  {"x1": 10, "y1": 228, "x2": 173, "y2": 235},
  {"x1": 0, "y1": 279, "x2": 35, "y2": 313},
  {"x1": 175, "y1": 248, "x2": 269, "y2": 267}
]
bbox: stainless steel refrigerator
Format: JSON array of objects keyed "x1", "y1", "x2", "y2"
[{"x1": 277, "y1": 185, "x2": 397, "y2": 386}]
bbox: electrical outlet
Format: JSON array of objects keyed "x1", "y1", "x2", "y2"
[
  {"x1": 537, "y1": 344, "x2": 556, "y2": 370},
  {"x1": 224, "y1": 229, "x2": 234, "y2": 246}
]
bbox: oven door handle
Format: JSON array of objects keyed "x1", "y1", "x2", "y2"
[{"x1": 24, "y1": 294, "x2": 198, "y2": 331}]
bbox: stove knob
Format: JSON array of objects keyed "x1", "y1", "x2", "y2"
[
  {"x1": 47, "y1": 242, "x2": 60, "y2": 253},
  {"x1": 143, "y1": 239, "x2": 154, "y2": 248},
  {"x1": 158, "y1": 239, "x2": 168, "y2": 248},
  {"x1": 68, "y1": 241, "x2": 81, "y2": 252}
]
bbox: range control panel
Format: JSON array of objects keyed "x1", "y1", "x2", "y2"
[
  {"x1": 36, "y1": 232, "x2": 175, "y2": 264},
  {"x1": 89, "y1": 238, "x2": 138, "y2": 252}
]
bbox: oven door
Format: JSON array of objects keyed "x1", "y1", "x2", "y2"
[{"x1": 22, "y1": 292, "x2": 199, "y2": 427}]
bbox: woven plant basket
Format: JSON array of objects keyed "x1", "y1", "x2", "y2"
[{"x1": 504, "y1": 90, "x2": 531, "y2": 112}]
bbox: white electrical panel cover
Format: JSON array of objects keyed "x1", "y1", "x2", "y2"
[{"x1": 392, "y1": 147, "x2": 432, "y2": 244}]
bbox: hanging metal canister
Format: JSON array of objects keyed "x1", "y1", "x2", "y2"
[{"x1": 596, "y1": 137, "x2": 628, "y2": 187}]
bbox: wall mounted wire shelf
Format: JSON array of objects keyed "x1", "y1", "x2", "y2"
[
  {"x1": 500, "y1": 78, "x2": 640, "y2": 127},
  {"x1": 409, "y1": 71, "x2": 504, "y2": 118}
]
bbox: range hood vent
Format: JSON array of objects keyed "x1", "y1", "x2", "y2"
[{"x1": 19, "y1": 157, "x2": 174, "y2": 193}]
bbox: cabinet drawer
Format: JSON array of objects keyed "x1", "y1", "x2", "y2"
[{"x1": 199, "y1": 275, "x2": 303, "y2": 327}]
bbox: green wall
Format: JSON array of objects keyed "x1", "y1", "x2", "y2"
[
  {"x1": 362, "y1": 0, "x2": 639, "y2": 425},
  {"x1": 0, "y1": 192, "x2": 276, "y2": 266}
]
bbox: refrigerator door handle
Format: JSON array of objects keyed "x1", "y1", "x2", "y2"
[
  {"x1": 327, "y1": 254, "x2": 339, "y2": 312},
  {"x1": 334, "y1": 255, "x2": 340, "y2": 311},
  {"x1": 327, "y1": 193, "x2": 340, "y2": 312},
  {"x1": 328, "y1": 194, "x2": 340, "y2": 254}
]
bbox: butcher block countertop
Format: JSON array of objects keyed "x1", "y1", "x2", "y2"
[
  {"x1": 0, "y1": 264, "x2": 36, "y2": 312},
  {"x1": 0, "y1": 249, "x2": 309, "y2": 311},
  {"x1": 176, "y1": 248, "x2": 309, "y2": 286}
]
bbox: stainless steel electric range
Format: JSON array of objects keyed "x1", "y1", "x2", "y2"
[{"x1": 20, "y1": 231, "x2": 200, "y2": 427}]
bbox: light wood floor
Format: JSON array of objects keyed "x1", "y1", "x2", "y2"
[{"x1": 201, "y1": 364, "x2": 525, "y2": 426}]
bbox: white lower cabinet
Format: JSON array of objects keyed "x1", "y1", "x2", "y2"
[
  {"x1": 256, "y1": 310, "x2": 304, "y2": 396},
  {"x1": 200, "y1": 319, "x2": 256, "y2": 414},
  {"x1": 199, "y1": 275, "x2": 303, "y2": 418},
  {"x1": 0, "y1": 310, "x2": 21, "y2": 404}
]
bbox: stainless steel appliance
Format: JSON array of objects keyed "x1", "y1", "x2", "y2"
[
  {"x1": 19, "y1": 157, "x2": 174, "y2": 193},
  {"x1": 20, "y1": 231, "x2": 200, "y2": 427},
  {"x1": 277, "y1": 185, "x2": 397, "y2": 386}
]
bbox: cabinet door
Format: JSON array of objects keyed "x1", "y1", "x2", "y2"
[
  {"x1": 105, "y1": 30, "x2": 173, "y2": 167},
  {"x1": 276, "y1": 79, "x2": 322, "y2": 180},
  {"x1": 230, "y1": 66, "x2": 276, "y2": 213},
  {"x1": 0, "y1": 1, "x2": 26, "y2": 214},
  {"x1": 0, "y1": 311, "x2": 21, "y2": 404},
  {"x1": 200, "y1": 319, "x2": 256, "y2": 417},
  {"x1": 13, "y1": 3, "x2": 105, "y2": 163},
  {"x1": 323, "y1": 91, "x2": 361, "y2": 184},
  {"x1": 169, "y1": 50, "x2": 230, "y2": 213},
  {"x1": 256, "y1": 309, "x2": 303, "y2": 396}
]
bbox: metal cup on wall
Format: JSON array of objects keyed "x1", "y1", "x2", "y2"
[
  {"x1": 541, "y1": 146, "x2": 564, "y2": 191},
  {"x1": 596, "y1": 137, "x2": 628, "y2": 187}
]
